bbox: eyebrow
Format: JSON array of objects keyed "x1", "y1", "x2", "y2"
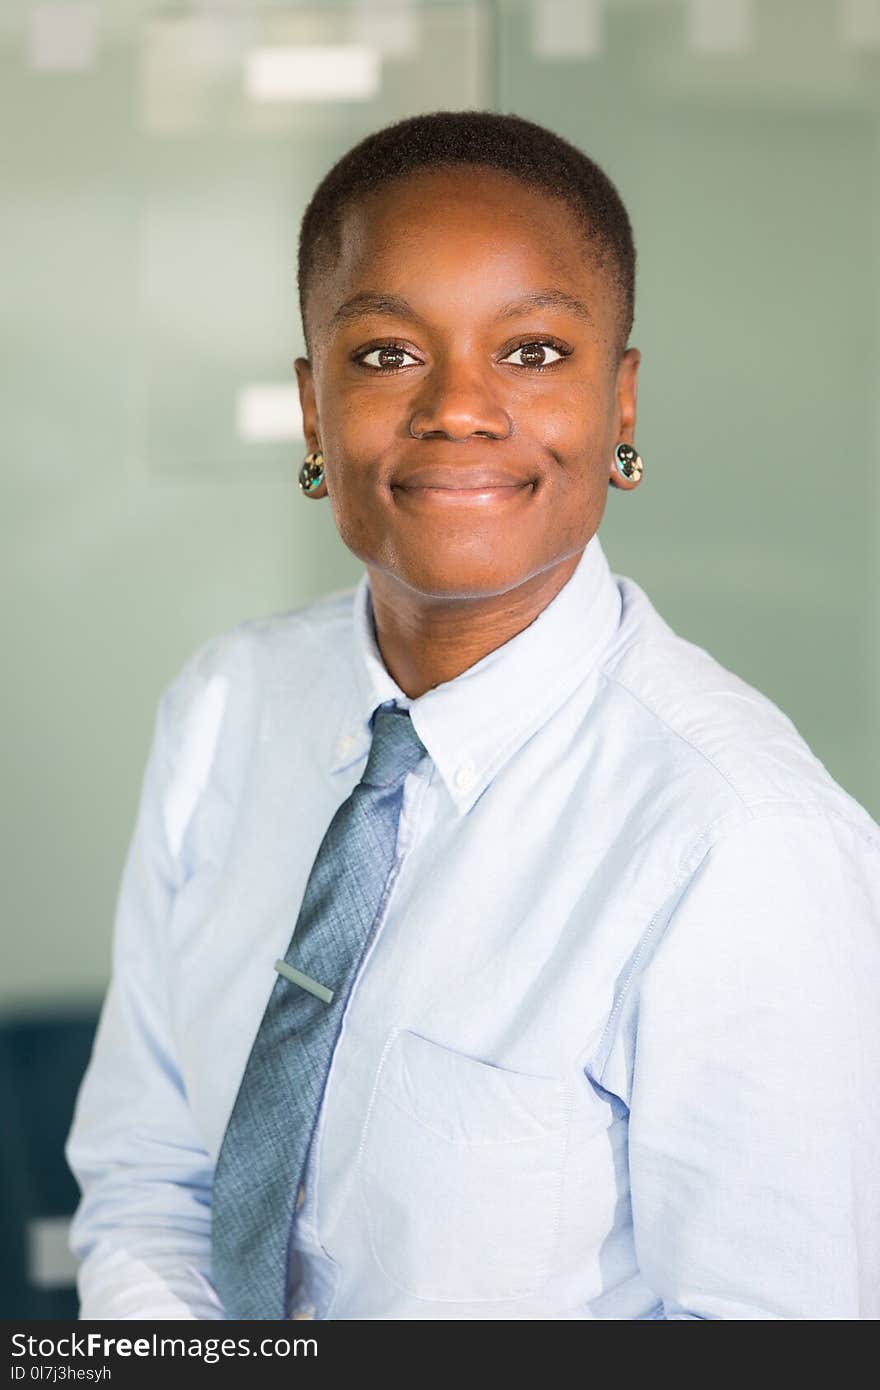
[{"x1": 328, "y1": 287, "x2": 592, "y2": 331}]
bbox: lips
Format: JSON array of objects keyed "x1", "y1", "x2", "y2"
[{"x1": 393, "y1": 464, "x2": 533, "y2": 491}]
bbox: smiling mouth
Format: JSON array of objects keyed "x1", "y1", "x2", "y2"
[{"x1": 393, "y1": 482, "x2": 535, "y2": 506}]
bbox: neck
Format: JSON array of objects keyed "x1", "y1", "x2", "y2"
[{"x1": 366, "y1": 551, "x2": 584, "y2": 700}]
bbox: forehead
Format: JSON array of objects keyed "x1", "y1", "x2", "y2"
[{"x1": 309, "y1": 165, "x2": 611, "y2": 336}]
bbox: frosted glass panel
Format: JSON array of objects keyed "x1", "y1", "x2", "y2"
[
  {"x1": 135, "y1": 4, "x2": 487, "y2": 479},
  {"x1": 3, "y1": 0, "x2": 879, "y2": 1013},
  {"x1": 495, "y1": 0, "x2": 880, "y2": 819},
  {"x1": 1, "y1": 1, "x2": 488, "y2": 1009}
]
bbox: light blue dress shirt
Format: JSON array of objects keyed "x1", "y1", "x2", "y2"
[{"x1": 65, "y1": 532, "x2": 880, "y2": 1320}]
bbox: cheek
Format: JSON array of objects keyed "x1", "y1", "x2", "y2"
[
  {"x1": 332, "y1": 383, "x2": 393, "y2": 440},
  {"x1": 320, "y1": 407, "x2": 392, "y2": 499},
  {"x1": 549, "y1": 383, "x2": 616, "y2": 469},
  {"x1": 322, "y1": 453, "x2": 391, "y2": 565},
  {"x1": 526, "y1": 384, "x2": 610, "y2": 457},
  {"x1": 540, "y1": 442, "x2": 612, "y2": 547},
  {"x1": 326, "y1": 471, "x2": 368, "y2": 539}
]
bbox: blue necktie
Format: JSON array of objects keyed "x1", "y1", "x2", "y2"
[{"x1": 211, "y1": 701, "x2": 429, "y2": 1320}]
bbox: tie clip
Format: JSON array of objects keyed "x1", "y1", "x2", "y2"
[{"x1": 274, "y1": 959, "x2": 334, "y2": 1005}]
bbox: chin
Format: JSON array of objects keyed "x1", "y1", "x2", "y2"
[{"x1": 378, "y1": 546, "x2": 538, "y2": 601}]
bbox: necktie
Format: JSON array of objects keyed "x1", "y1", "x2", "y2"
[{"x1": 211, "y1": 701, "x2": 429, "y2": 1320}]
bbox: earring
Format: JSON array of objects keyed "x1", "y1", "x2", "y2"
[
  {"x1": 613, "y1": 442, "x2": 643, "y2": 485},
  {"x1": 299, "y1": 449, "x2": 325, "y2": 496}
]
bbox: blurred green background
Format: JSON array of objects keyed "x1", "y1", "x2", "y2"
[{"x1": 2, "y1": 0, "x2": 879, "y2": 1312}]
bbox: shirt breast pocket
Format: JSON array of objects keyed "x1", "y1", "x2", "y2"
[{"x1": 357, "y1": 1027, "x2": 573, "y2": 1303}]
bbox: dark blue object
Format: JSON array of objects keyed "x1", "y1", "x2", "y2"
[{"x1": 0, "y1": 1008, "x2": 100, "y2": 1319}]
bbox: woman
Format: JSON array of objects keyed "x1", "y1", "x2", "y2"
[{"x1": 66, "y1": 110, "x2": 880, "y2": 1321}]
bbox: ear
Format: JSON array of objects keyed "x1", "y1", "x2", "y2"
[
  {"x1": 294, "y1": 356, "x2": 320, "y2": 452},
  {"x1": 615, "y1": 346, "x2": 640, "y2": 439},
  {"x1": 608, "y1": 348, "x2": 641, "y2": 489}
]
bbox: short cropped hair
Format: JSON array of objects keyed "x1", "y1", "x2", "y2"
[{"x1": 297, "y1": 108, "x2": 636, "y2": 362}]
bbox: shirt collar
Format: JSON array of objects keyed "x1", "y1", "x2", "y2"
[{"x1": 331, "y1": 532, "x2": 623, "y2": 815}]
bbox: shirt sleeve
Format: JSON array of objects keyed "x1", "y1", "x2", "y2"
[
  {"x1": 625, "y1": 806, "x2": 880, "y2": 1320},
  {"x1": 64, "y1": 667, "x2": 227, "y2": 1320}
]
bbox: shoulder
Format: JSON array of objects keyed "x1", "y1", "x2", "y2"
[
  {"x1": 598, "y1": 572, "x2": 877, "y2": 844},
  {"x1": 146, "y1": 582, "x2": 359, "y2": 814},
  {"x1": 138, "y1": 583, "x2": 359, "y2": 865},
  {"x1": 591, "y1": 590, "x2": 880, "y2": 1098},
  {"x1": 588, "y1": 571, "x2": 880, "y2": 1094},
  {"x1": 159, "y1": 581, "x2": 358, "y2": 716}
]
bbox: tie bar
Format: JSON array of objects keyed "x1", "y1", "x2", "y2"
[{"x1": 273, "y1": 959, "x2": 334, "y2": 1004}]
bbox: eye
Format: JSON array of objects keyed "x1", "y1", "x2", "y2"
[
  {"x1": 501, "y1": 339, "x2": 570, "y2": 370},
  {"x1": 353, "y1": 343, "x2": 421, "y2": 372}
]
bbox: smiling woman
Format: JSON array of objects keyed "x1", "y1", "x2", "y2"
[
  {"x1": 65, "y1": 110, "x2": 880, "y2": 1323},
  {"x1": 292, "y1": 118, "x2": 643, "y2": 693}
]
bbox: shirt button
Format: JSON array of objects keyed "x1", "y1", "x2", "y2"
[
  {"x1": 296, "y1": 1183, "x2": 305, "y2": 1210},
  {"x1": 454, "y1": 760, "x2": 476, "y2": 791},
  {"x1": 336, "y1": 732, "x2": 356, "y2": 758},
  {"x1": 292, "y1": 1303, "x2": 316, "y2": 1320}
]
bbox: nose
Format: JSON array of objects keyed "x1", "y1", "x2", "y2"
[{"x1": 408, "y1": 355, "x2": 511, "y2": 441}]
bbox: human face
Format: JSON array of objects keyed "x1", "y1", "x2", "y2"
[{"x1": 294, "y1": 165, "x2": 640, "y2": 608}]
